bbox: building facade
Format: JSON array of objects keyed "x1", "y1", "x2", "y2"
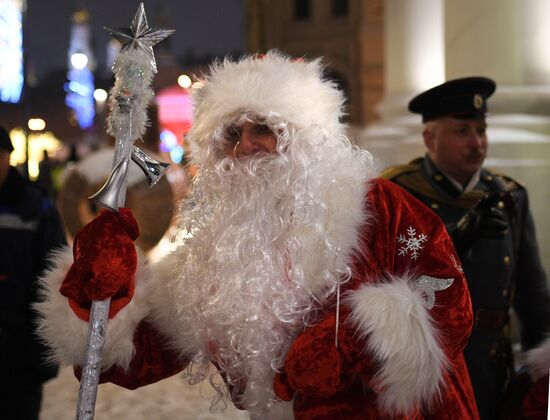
[
  {"x1": 246, "y1": 0, "x2": 550, "y2": 280},
  {"x1": 246, "y1": 0, "x2": 384, "y2": 125}
]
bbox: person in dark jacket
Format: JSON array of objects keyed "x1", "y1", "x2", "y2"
[
  {"x1": 0, "y1": 125, "x2": 67, "y2": 420},
  {"x1": 381, "y1": 77, "x2": 550, "y2": 419}
]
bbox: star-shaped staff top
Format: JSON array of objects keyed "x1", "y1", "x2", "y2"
[{"x1": 104, "y1": 2, "x2": 175, "y2": 73}]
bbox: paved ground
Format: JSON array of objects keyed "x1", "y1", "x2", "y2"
[{"x1": 41, "y1": 366, "x2": 249, "y2": 420}]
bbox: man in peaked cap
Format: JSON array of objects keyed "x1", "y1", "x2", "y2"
[
  {"x1": 36, "y1": 52, "x2": 479, "y2": 419},
  {"x1": 382, "y1": 77, "x2": 550, "y2": 419}
]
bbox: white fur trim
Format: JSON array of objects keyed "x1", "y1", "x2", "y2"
[
  {"x1": 145, "y1": 248, "x2": 201, "y2": 358},
  {"x1": 188, "y1": 50, "x2": 346, "y2": 159},
  {"x1": 34, "y1": 247, "x2": 152, "y2": 370},
  {"x1": 525, "y1": 336, "x2": 550, "y2": 381},
  {"x1": 344, "y1": 274, "x2": 447, "y2": 414}
]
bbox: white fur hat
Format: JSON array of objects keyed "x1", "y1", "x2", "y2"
[{"x1": 187, "y1": 50, "x2": 346, "y2": 159}]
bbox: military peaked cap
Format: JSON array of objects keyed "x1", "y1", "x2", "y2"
[{"x1": 408, "y1": 77, "x2": 496, "y2": 122}]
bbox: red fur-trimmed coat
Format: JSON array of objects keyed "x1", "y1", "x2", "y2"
[{"x1": 36, "y1": 179, "x2": 478, "y2": 419}]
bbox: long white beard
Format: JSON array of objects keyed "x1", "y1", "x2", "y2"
[{"x1": 172, "y1": 127, "x2": 375, "y2": 416}]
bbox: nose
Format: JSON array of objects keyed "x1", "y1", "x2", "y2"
[
  {"x1": 469, "y1": 131, "x2": 484, "y2": 148},
  {"x1": 237, "y1": 129, "x2": 260, "y2": 156}
]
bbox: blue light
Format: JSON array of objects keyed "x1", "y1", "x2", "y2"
[
  {"x1": 170, "y1": 146, "x2": 184, "y2": 164},
  {"x1": 66, "y1": 13, "x2": 96, "y2": 130},
  {"x1": 68, "y1": 81, "x2": 92, "y2": 96},
  {"x1": 0, "y1": 0, "x2": 24, "y2": 103},
  {"x1": 160, "y1": 129, "x2": 184, "y2": 161},
  {"x1": 160, "y1": 129, "x2": 178, "y2": 148},
  {"x1": 66, "y1": 66, "x2": 95, "y2": 129}
]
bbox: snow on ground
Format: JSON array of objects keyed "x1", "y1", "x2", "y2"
[{"x1": 41, "y1": 366, "x2": 249, "y2": 420}]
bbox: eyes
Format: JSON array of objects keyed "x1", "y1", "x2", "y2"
[
  {"x1": 453, "y1": 125, "x2": 487, "y2": 137},
  {"x1": 226, "y1": 125, "x2": 242, "y2": 143},
  {"x1": 222, "y1": 122, "x2": 279, "y2": 157},
  {"x1": 251, "y1": 124, "x2": 273, "y2": 136},
  {"x1": 225, "y1": 123, "x2": 273, "y2": 142}
]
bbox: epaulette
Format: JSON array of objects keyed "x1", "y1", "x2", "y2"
[
  {"x1": 379, "y1": 162, "x2": 420, "y2": 180},
  {"x1": 488, "y1": 170, "x2": 525, "y2": 192}
]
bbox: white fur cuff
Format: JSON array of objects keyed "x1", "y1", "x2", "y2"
[
  {"x1": 34, "y1": 246, "x2": 152, "y2": 371},
  {"x1": 525, "y1": 336, "x2": 550, "y2": 381},
  {"x1": 344, "y1": 274, "x2": 447, "y2": 414}
]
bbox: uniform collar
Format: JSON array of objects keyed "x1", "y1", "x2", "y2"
[
  {"x1": 444, "y1": 168, "x2": 481, "y2": 193},
  {"x1": 421, "y1": 155, "x2": 483, "y2": 198}
]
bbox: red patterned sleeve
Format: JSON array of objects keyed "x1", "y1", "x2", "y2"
[
  {"x1": 354, "y1": 178, "x2": 476, "y2": 417},
  {"x1": 364, "y1": 179, "x2": 473, "y2": 357},
  {"x1": 276, "y1": 179, "x2": 477, "y2": 418},
  {"x1": 75, "y1": 320, "x2": 189, "y2": 390}
]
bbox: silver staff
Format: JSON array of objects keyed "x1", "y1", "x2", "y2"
[{"x1": 76, "y1": 4, "x2": 174, "y2": 419}]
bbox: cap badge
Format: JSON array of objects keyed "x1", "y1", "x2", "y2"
[{"x1": 473, "y1": 94, "x2": 484, "y2": 109}]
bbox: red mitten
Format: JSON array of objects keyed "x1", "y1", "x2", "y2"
[
  {"x1": 60, "y1": 208, "x2": 139, "y2": 321},
  {"x1": 274, "y1": 310, "x2": 378, "y2": 401},
  {"x1": 273, "y1": 371, "x2": 295, "y2": 401},
  {"x1": 274, "y1": 313, "x2": 344, "y2": 400}
]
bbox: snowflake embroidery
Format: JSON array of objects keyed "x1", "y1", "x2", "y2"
[{"x1": 398, "y1": 226, "x2": 428, "y2": 260}]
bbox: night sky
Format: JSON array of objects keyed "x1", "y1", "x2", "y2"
[{"x1": 26, "y1": 0, "x2": 245, "y2": 79}]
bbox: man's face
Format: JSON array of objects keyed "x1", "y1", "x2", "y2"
[
  {"x1": 225, "y1": 122, "x2": 278, "y2": 158},
  {"x1": 423, "y1": 117, "x2": 488, "y2": 184},
  {"x1": 0, "y1": 150, "x2": 10, "y2": 186}
]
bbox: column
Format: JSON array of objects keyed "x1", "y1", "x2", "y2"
[{"x1": 385, "y1": 0, "x2": 444, "y2": 95}]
